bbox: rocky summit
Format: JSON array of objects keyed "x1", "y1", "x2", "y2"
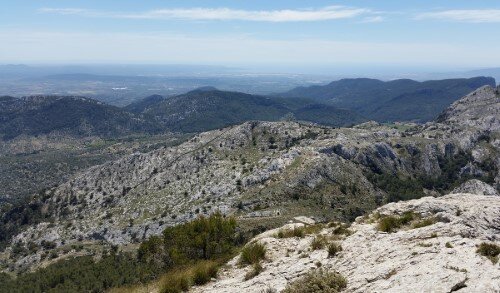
[{"x1": 193, "y1": 189, "x2": 500, "y2": 293}]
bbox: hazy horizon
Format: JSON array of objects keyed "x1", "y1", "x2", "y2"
[{"x1": 1, "y1": 63, "x2": 499, "y2": 80}]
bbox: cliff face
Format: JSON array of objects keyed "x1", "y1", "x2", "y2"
[{"x1": 194, "y1": 185, "x2": 500, "y2": 292}]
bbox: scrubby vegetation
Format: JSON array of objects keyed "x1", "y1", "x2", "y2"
[
  {"x1": 311, "y1": 235, "x2": 327, "y2": 250},
  {"x1": 240, "y1": 242, "x2": 266, "y2": 265},
  {"x1": 282, "y1": 269, "x2": 347, "y2": 293},
  {"x1": 0, "y1": 253, "x2": 150, "y2": 293},
  {"x1": 157, "y1": 260, "x2": 222, "y2": 293},
  {"x1": 0, "y1": 193, "x2": 53, "y2": 250},
  {"x1": 328, "y1": 243, "x2": 343, "y2": 258},
  {"x1": 0, "y1": 213, "x2": 240, "y2": 293},
  {"x1": 159, "y1": 270, "x2": 190, "y2": 293},
  {"x1": 276, "y1": 224, "x2": 323, "y2": 239},
  {"x1": 476, "y1": 242, "x2": 500, "y2": 264},
  {"x1": 192, "y1": 261, "x2": 219, "y2": 285},
  {"x1": 330, "y1": 223, "x2": 352, "y2": 236},
  {"x1": 140, "y1": 212, "x2": 237, "y2": 268},
  {"x1": 377, "y1": 212, "x2": 438, "y2": 233},
  {"x1": 411, "y1": 217, "x2": 437, "y2": 229},
  {"x1": 367, "y1": 150, "x2": 496, "y2": 203},
  {"x1": 377, "y1": 212, "x2": 416, "y2": 233},
  {"x1": 244, "y1": 263, "x2": 264, "y2": 280}
]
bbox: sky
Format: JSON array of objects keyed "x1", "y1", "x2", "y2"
[{"x1": 1, "y1": 0, "x2": 500, "y2": 71}]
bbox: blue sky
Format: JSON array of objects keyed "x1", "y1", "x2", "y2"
[{"x1": 1, "y1": 0, "x2": 500, "y2": 70}]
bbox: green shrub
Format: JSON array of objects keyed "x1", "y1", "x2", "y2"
[
  {"x1": 161, "y1": 212, "x2": 237, "y2": 263},
  {"x1": 476, "y1": 242, "x2": 500, "y2": 264},
  {"x1": 240, "y1": 242, "x2": 266, "y2": 265},
  {"x1": 328, "y1": 243, "x2": 342, "y2": 258},
  {"x1": 244, "y1": 263, "x2": 263, "y2": 280},
  {"x1": 377, "y1": 212, "x2": 416, "y2": 233},
  {"x1": 282, "y1": 269, "x2": 347, "y2": 293},
  {"x1": 377, "y1": 216, "x2": 401, "y2": 233},
  {"x1": 445, "y1": 242, "x2": 453, "y2": 248}
]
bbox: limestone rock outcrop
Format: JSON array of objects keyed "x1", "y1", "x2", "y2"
[
  {"x1": 452, "y1": 179, "x2": 499, "y2": 196},
  {"x1": 194, "y1": 192, "x2": 500, "y2": 292}
]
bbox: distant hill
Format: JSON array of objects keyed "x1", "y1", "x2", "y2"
[
  {"x1": 123, "y1": 94, "x2": 166, "y2": 114},
  {"x1": 133, "y1": 89, "x2": 366, "y2": 132},
  {"x1": 0, "y1": 96, "x2": 162, "y2": 140},
  {"x1": 279, "y1": 77, "x2": 496, "y2": 122}
]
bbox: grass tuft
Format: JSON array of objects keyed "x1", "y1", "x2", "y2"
[
  {"x1": 240, "y1": 242, "x2": 266, "y2": 266},
  {"x1": 282, "y1": 269, "x2": 347, "y2": 293},
  {"x1": 377, "y1": 212, "x2": 417, "y2": 233},
  {"x1": 244, "y1": 263, "x2": 264, "y2": 280},
  {"x1": 328, "y1": 243, "x2": 342, "y2": 258},
  {"x1": 412, "y1": 218, "x2": 437, "y2": 229},
  {"x1": 310, "y1": 236, "x2": 327, "y2": 250},
  {"x1": 476, "y1": 242, "x2": 500, "y2": 264},
  {"x1": 276, "y1": 224, "x2": 324, "y2": 239},
  {"x1": 160, "y1": 270, "x2": 190, "y2": 293},
  {"x1": 159, "y1": 260, "x2": 220, "y2": 292},
  {"x1": 192, "y1": 261, "x2": 218, "y2": 285}
]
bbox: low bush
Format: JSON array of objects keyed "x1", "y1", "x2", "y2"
[
  {"x1": 159, "y1": 259, "x2": 221, "y2": 292},
  {"x1": 476, "y1": 242, "x2": 500, "y2": 264},
  {"x1": 277, "y1": 227, "x2": 304, "y2": 238},
  {"x1": 244, "y1": 263, "x2": 263, "y2": 280},
  {"x1": 311, "y1": 236, "x2": 327, "y2": 250},
  {"x1": 160, "y1": 271, "x2": 190, "y2": 293},
  {"x1": 332, "y1": 224, "x2": 351, "y2": 236},
  {"x1": 377, "y1": 216, "x2": 400, "y2": 233},
  {"x1": 282, "y1": 269, "x2": 347, "y2": 293},
  {"x1": 412, "y1": 218, "x2": 436, "y2": 229},
  {"x1": 328, "y1": 243, "x2": 342, "y2": 258},
  {"x1": 377, "y1": 212, "x2": 416, "y2": 233},
  {"x1": 240, "y1": 242, "x2": 266, "y2": 265},
  {"x1": 192, "y1": 261, "x2": 218, "y2": 285},
  {"x1": 276, "y1": 224, "x2": 323, "y2": 239}
]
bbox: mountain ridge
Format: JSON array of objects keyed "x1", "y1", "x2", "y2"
[
  {"x1": 132, "y1": 89, "x2": 367, "y2": 132},
  {"x1": 0, "y1": 95, "x2": 163, "y2": 140},
  {"x1": 279, "y1": 76, "x2": 496, "y2": 122}
]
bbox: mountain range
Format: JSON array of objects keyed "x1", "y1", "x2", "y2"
[
  {"x1": 1, "y1": 77, "x2": 495, "y2": 141},
  {"x1": 279, "y1": 76, "x2": 496, "y2": 122},
  {"x1": 129, "y1": 88, "x2": 366, "y2": 132}
]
